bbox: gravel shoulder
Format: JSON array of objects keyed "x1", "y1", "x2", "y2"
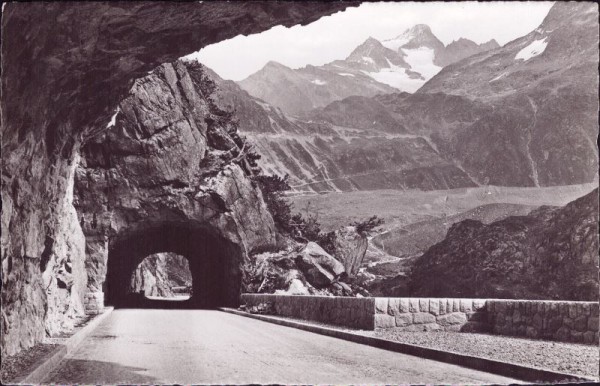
[
  {"x1": 363, "y1": 330, "x2": 599, "y2": 379},
  {"x1": 246, "y1": 312, "x2": 599, "y2": 379}
]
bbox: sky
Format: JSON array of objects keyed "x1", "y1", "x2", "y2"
[{"x1": 185, "y1": 1, "x2": 554, "y2": 81}]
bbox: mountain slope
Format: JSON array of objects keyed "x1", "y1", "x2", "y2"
[
  {"x1": 409, "y1": 188, "x2": 599, "y2": 300},
  {"x1": 413, "y1": 2, "x2": 599, "y2": 187},
  {"x1": 210, "y1": 68, "x2": 476, "y2": 193}
]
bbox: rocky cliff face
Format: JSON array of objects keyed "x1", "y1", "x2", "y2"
[
  {"x1": 130, "y1": 253, "x2": 191, "y2": 297},
  {"x1": 409, "y1": 189, "x2": 599, "y2": 300},
  {"x1": 1, "y1": 2, "x2": 354, "y2": 356},
  {"x1": 74, "y1": 60, "x2": 277, "y2": 306}
]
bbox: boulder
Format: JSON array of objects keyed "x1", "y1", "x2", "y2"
[{"x1": 295, "y1": 242, "x2": 345, "y2": 288}]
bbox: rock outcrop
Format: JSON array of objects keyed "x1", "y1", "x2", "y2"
[
  {"x1": 409, "y1": 189, "x2": 599, "y2": 300},
  {"x1": 244, "y1": 242, "x2": 356, "y2": 297},
  {"x1": 1, "y1": 2, "x2": 354, "y2": 356}
]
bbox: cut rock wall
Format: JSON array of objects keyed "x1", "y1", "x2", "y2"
[
  {"x1": 1, "y1": 2, "x2": 353, "y2": 356},
  {"x1": 241, "y1": 294, "x2": 600, "y2": 344}
]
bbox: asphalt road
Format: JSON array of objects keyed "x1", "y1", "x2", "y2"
[{"x1": 43, "y1": 309, "x2": 520, "y2": 384}]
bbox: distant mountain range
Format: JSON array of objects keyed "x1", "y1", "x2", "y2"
[
  {"x1": 238, "y1": 24, "x2": 499, "y2": 115},
  {"x1": 200, "y1": 2, "x2": 599, "y2": 194}
]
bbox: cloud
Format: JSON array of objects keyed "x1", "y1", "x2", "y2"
[{"x1": 185, "y1": 1, "x2": 554, "y2": 81}]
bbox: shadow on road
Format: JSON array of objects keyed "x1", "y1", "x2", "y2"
[{"x1": 44, "y1": 359, "x2": 159, "y2": 384}]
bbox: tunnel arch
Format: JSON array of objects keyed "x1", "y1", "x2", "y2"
[{"x1": 105, "y1": 221, "x2": 244, "y2": 309}]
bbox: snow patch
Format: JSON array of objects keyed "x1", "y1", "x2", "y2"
[
  {"x1": 515, "y1": 38, "x2": 548, "y2": 61},
  {"x1": 107, "y1": 108, "x2": 120, "y2": 129},
  {"x1": 311, "y1": 79, "x2": 327, "y2": 86},
  {"x1": 338, "y1": 73, "x2": 355, "y2": 77},
  {"x1": 362, "y1": 67, "x2": 422, "y2": 93},
  {"x1": 362, "y1": 56, "x2": 375, "y2": 64},
  {"x1": 402, "y1": 47, "x2": 442, "y2": 79}
]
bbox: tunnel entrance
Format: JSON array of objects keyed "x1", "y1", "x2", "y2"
[{"x1": 105, "y1": 222, "x2": 243, "y2": 309}]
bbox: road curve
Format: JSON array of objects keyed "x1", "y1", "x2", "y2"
[{"x1": 43, "y1": 309, "x2": 520, "y2": 384}]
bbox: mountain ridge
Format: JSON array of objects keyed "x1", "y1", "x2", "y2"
[{"x1": 238, "y1": 24, "x2": 501, "y2": 115}]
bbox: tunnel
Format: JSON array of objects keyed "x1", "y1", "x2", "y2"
[{"x1": 105, "y1": 221, "x2": 244, "y2": 309}]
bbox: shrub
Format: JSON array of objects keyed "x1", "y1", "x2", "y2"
[{"x1": 352, "y1": 215, "x2": 384, "y2": 235}]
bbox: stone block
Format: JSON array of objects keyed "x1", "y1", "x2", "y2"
[
  {"x1": 532, "y1": 313, "x2": 544, "y2": 331},
  {"x1": 399, "y1": 298, "x2": 409, "y2": 313},
  {"x1": 438, "y1": 299, "x2": 446, "y2": 315},
  {"x1": 409, "y1": 298, "x2": 419, "y2": 313},
  {"x1": 591, "y1": 302, "x2": 599, "y2": 317},
  {"x1": 513, "y1": 309, "x2": 521, "y2": 324},
  {"x1": 419, "y1": 298, "x2": 429, "y2": 313},
  {"x1": 570, "y1": 331, "x2": 584, "y2": 343},
  {"x1": 459, "y1": 299, "x2": 472, "y2": 313},
  {"x1": 554, "y1": 326, "x2": 570, "y2": 342},
  {"x1": 452, "y1": 299, "x2": 460, "y2": 312},
  {"x1": 526, "y1": 326, "x2": 539, "y2": 339},
  {"x1": 388, "y1": 298, "x2": 401, "y2": 315},
  {"x1": 446, "y1": 299, "x2": 453, "y2": 314},
  {"x1": 436, "y1": 312, "x2": 467, "y2": 327},
  {"x1": 413, "y1": 312, "x2": 436, "y2": 324},
  {"x1": 574, "y1": 316, "x2": 588, "y2": 332},
  {"x1": 583, "y1": 331, "x2": 595, "y2": 344},
  {"x1": 548, "y1": 316, "x2": 562, "y2": 332},
  {"x1": 375, "y1": 298, "x2": 388, "y2": 314},
  {"x1": 582, "y1": 303, "x2": 591, "y2": 316},
  {"x1": 429, "y1": 299, "x2": 439, "y2": 315},
  {"x1": 375, "y1": 314, "x2": 395, "y2": 329},
  {"x1": 563, "y1": 317, "x2": 574, "y2": 329},
  {"x1": 588, "y1": 316, "x2": 599, "y2": 332},
  {"x1": 395, "y1": 313, "x2": 413, "y2": 327},
  {"x1": 494, "y1": 312, "x2": 505, "y2": 326}
]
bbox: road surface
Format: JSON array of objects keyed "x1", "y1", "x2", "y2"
[{"x1": 43, "y1": 309, "x2": 520, "y2": 384}]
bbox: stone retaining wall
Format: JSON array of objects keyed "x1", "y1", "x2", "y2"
[
  {"x1": 373, "y1": 298, "x2": 488, "y2": 332},
  {"x1": 487, "y1": 300, "x2": 599, "y2": 344},
  {"x1": 241, "y1": 294, "x2": 375, "y2": 329},
  {"x1": 240, "y1": 294, "x2": 599, "y2": 344}
]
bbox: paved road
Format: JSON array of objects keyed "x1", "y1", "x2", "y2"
[{"x1": 43, "y1": 309, "x2": 520, "y2": 384}]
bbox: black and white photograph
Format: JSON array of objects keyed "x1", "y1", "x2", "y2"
[{"x1": 1, "y1": 1, "x2": 598, "y2": 384}]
